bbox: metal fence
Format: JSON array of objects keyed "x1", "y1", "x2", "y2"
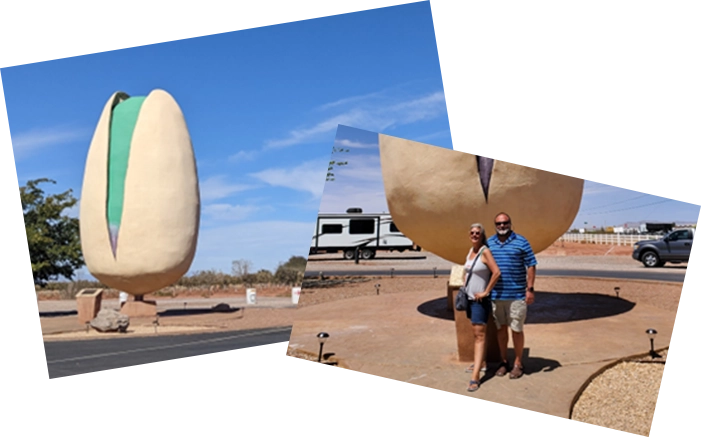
[{"x1": 561, "y1": 233, "x2": 660, "y2": 246}]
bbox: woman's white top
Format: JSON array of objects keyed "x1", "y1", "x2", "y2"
[{"x1": 463, "y1": 248, "x2": 491, "y2": 299}]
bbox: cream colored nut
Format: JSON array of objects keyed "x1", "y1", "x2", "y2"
[
  {"x1": 79, "y1": 90, "x2": 200, "y2": 295},
  {"x1": 379, "y1": 134, "x2": 583, "y2": 264}
]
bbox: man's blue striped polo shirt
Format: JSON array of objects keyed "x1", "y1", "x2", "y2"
[{"x1": 487, "y1": 231, "x2": 537, "y2": 300}]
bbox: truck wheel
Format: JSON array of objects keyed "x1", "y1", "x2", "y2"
[
  {"x1": 343, "y1": 249, "x2": 355, "y2": 260},
  {"x1": 361, "y1": 249, "x2": 374, "y2": 260},
  {"x1": 641, "y1": 251, "x2": 661, "y2": 268}
]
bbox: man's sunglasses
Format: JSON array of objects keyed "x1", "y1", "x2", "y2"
[{"x1": 495, "y1": 221, "x2": 511, "y2": 226}]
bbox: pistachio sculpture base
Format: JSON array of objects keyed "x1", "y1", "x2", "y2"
[{"x1": 121, "y1": 300, "x2": 157, "y2": 318}]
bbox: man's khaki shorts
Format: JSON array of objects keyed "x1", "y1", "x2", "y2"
[{"x1": 491, "y1": 299, "x2": 527, "y2": 332}]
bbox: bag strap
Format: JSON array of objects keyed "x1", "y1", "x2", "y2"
[{"x1": 465, "y1": 246, "x2": 486, "y2": 287}]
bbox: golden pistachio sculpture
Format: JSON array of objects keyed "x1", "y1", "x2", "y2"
[
  {"x1": 378, "y1": 134, "x2": 583, "y2": 264},
  {"x1": 79, "y1": 90, "x2": 200, "y2": 295}
]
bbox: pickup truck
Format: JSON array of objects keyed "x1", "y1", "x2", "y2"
[{"x1": 632, "y1": 228, "x2": 695, "y2": 267}]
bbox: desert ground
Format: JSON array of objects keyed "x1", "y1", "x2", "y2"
[{"x1": 37, "y1": 241, "x2": 683, "y2": 435}]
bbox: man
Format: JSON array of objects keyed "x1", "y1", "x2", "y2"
[{"x1": 487, "y1": 212, "x2": 537, "y2": 379}]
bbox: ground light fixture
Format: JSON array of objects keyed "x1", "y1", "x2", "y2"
[
  {"x1": 646, "y1": 328, "x2": 661, "y2": 358},
  {"x1": 614, "y1": 287, "x2": 620, "y2": 299},
  {"x1": 317, "y1": 332, "x2": 330, "y2": 362},
  {"x1": 375, "y1": 283, "x2": 381, "y2": 295}
]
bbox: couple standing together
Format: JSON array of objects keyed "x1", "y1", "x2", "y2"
[{"x1": 463, "y1": 212, "x2": 537, "y2": 392}]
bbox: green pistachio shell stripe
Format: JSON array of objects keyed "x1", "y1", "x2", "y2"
[{"x1": 107, "y1": 96, "x2": 146, "y2": 253}]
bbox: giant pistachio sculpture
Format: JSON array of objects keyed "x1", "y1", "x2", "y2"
[
  {"x1": 378, "y1": 134, "x2": 583, "y2": 264},
  {"x1": 79, "y1": 90, "x2": 200, "y2": 295}
]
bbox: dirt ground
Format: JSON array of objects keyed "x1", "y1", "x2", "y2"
[
  {"x1": 538, "y1": 240, "x2": 634, "y2": 256},
  {"x1": 297, "y1": 275, "x2": 682, "y2": 313}
]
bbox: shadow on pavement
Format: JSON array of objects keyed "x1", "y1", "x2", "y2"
[
  {"x1": 480, "y1": 349, "x2": 562, "y2": 384},
  {"x1": 416, "y1": 291, "x2": 635, "y2": 324}
]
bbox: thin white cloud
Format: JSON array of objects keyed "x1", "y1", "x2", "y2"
[
  {"x1": 228, "y1": 149, "x2": 259, "y2": 164},
  {"x1": 334, "y1": 138, "x2": 377, "y2": 149},
  {"x1": 250, "y1": 159, "x2": 328, "y2": 198},
  {"x1": 317, "y1": 90, "x2": 385, "y2": 111},
  {"x1": 199, "y1": 175, "x2": 257, "y2": 201},
  {"x1": 202, "y1": 203, "x2": 261, "y2": 221},
  {"x1": 11, "y1": 126, "x2": 90, "y2": 159},
  {"x1": 265, "y1": 91, "x2": 446, "y2": 149}
]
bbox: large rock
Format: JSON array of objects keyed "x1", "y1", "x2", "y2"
[
  {"x1": 79, "y1": 90, "x2": 200, "y2": 295},
  {"x1": 378, "y1": 134, "x2": 584, "y2": 264},
  {"x1": 90, "y1": 309, "x2": 130, "y2": 333}
]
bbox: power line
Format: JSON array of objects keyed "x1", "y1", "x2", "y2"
[
  {"x1": 579, "y1": 193, "x2": 650, "y2": 212},
  {"x1": 583, "y1": 199, "x2": 673, "y2": 216}
]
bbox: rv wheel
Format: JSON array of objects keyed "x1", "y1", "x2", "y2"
[
  {"x1": 361, "y1": 249, "x2": 374, "y2": 260},
  {"x1": 343, "y1": 249, "x2": 355, "y2": 260}
]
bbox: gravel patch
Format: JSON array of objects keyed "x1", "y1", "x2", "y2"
[{"x1": 572, "y1": 350, "x2": 668, "y2": 436}]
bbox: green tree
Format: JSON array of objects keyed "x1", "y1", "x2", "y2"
[
  {"x1": 326, "y1": 146, "x2": 349, "y2": 181},
  {"x1": 274, "y1": 255, "x2": 307, "y2": 285},
  {"x1": 20, "y1": 179, "x2": 84, "y2": 286}
]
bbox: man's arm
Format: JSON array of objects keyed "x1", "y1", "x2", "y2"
[
  {"x1": 526, "y1": 265, "x2": 536, "y2": 289},
  {"x1": 521, "y1": 237, "x2": 537, "y2": 304}
]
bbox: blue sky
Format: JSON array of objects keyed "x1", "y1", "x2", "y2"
[
  {"x1": 2, "y1": 1, "x2": 452, "y2": 276},
  {"x1": 321, "y1": 125, "x2": 700, "y2": 230}
]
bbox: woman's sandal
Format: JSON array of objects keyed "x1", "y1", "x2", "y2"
[
  {"x1": 467, "y1": 380, "x2": 480, "y2": 392},
  {"x1": 495, "y1": 361, "x2": 510, "y2": 377},
  {"x1": 509, "y1": 364, "x2": 524, "y2": 379}
]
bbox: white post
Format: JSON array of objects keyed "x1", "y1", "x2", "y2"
[
  {"x1": 291, "y1": 287, "x2": 301, "y2": 304},
  {"x1": 246, "y1": 288, "x2": 257, "y2": 305}
]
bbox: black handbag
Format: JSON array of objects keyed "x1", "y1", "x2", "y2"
[{"x1": 455, "y1": 246, "x2": 486, "y2": 312}]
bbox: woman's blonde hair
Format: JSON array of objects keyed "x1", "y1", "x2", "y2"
[{"x1": 470, "y1": 223, "x2": 487, "y2": 246}]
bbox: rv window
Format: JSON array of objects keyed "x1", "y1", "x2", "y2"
[
  {"x1": 349, "y1": 219, "x2": 375, "y2": 234},
  {"x1": 390, "y1": 222, "x2": 400, "y2": 233},
  {"x1": 322, "y1": 224, "x2": 343, "y2": 234}
]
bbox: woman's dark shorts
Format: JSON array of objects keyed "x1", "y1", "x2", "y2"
[{"x1": 468, "y1": 298, "x2": 492, "y2": 325}]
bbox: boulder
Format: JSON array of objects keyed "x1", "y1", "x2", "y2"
[
  {"x1": 211, "y1": 303, "x2": 232, "y2": 312},
  {"x1": 90, "y1": 309, "x2": 130, "y2": 333}
]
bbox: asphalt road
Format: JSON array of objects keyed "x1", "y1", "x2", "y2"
[
  {"x1": 304, "y1": 268, "x2": 686, "y2": 283},
  {"x1": 41, "y1": 327, "x2": 376, "y2": 384}
]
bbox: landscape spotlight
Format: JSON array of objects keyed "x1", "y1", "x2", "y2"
[
  {"x1": 317, "y1": 332, "x2": 329, "y2": 362},
  {"x1": 375, "y1": 283, "x2": 381, "y2": 295},
  {"x1": 646, "y1": 328, "x2": 661, "y2": 358},
  {"x1": 614, "y1": 287, "x2": 620, "y2": 299}
]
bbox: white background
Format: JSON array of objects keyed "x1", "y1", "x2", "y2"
[{"x1": 0, "y1": 17, "x2": 701, "y2": 437}]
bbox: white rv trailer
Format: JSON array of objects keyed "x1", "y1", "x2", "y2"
[{"x1": 309, "y1": 209, "x2": 420, "y2": 259}]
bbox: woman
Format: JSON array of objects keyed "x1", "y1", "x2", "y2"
[{"x1": 463, "y1": 223, "x2": 501, "y2": 392}]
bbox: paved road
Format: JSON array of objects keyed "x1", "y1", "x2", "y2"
[
  {"x1": 304, "y1": 268, "x2": 686, "y2": 283},
  {"x1": 41, "y1": 327, "x2": 376, "y2": 384}
]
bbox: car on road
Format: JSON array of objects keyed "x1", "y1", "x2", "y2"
[{"x1": 632, "y1": 228, "x2": 695, "y2": 267}]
